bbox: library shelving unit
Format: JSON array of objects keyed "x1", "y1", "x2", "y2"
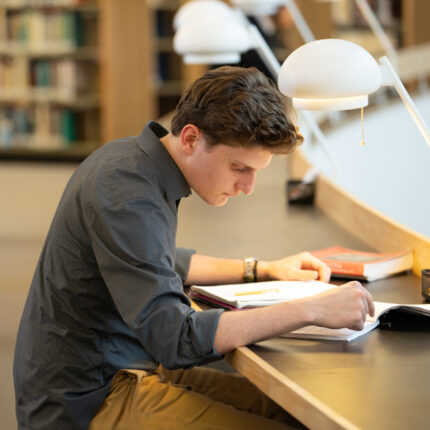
[
  {"x1": 148, "y1": 0, "x2": 207, "y2": 119},
  {"x1": 328, "y1": 0, "x2": 430, "y2": 57},
  {"x1": 4, "y1": 1, "x2": 426, "y2": 162},
  {"x1": 0, "y1": 0, "x2": 101, "y2": 160},
  {"x1": 0, "y1": 0, "x2": 206, "y2": 161}
]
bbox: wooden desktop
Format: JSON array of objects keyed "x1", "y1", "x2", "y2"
[{"x1": 224, "y1": 272, "x2": 428, "y2": 430}]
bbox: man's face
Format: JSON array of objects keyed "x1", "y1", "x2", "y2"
[{"x1": 185, "y1": 137, "x2": 273, "y2": 207}]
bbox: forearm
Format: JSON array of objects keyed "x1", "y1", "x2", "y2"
[
  {"x1": 213, "y1": 282, "x2": 375, "y2": 353},
  {"x1": 213, "y1": 299, "x2": 312, "y2": 354},
  {"x1": 185, "y1": 254, "x2": 274, "y2": 285}
]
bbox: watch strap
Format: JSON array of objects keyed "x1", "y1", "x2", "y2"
[{"x1": 243, "y1": 257, "x2": 258, "y2": 283}]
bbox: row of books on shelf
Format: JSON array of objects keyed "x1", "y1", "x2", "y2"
[
  {"x1": 156, "y1": 51, "x2": 182, "y2": 83},
  {"x1": 0, "y1": 104, "x2": 98, "y2": 150},
  {"x1": 0, "y1": 57, "x2": 97, "y2": 97},
  {"x1": 0, "y1": 8, "x2": 96, "y2": 51},
  {"x1": 0, "y1": 0, "x2": 90, "y2": 6},
  {"x1": 154, "y1": 9, "x2": 175, "y2": 38}
]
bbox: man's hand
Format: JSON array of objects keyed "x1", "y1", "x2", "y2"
[
  {"x1": 214, "y1": 280, "x2": 375, "y2": 354},
  {"x1": 257, "y1": 252, "x2": 331, "y2": 283},
  {"x1": 305, "y1": 281, "x2": 375, "y2": 331}
]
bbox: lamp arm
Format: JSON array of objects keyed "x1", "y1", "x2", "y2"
[
  {"x1": 283, "y1": 0, "x2": 315, "y2": 44},
  {"x1": 379, "y1": 56, "x2": 430, "y2": 148},
  {"x1": 354, "y1": 0, "x2": 397, "y2": 68}
]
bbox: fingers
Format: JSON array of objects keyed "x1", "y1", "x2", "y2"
[
  {"x1": 293, "y1": 269, "x2": 318, "y2": 281},
  {"x1": 299, "y1": 252, "x2": 331, "y2": 283},
  {"x1": 364, "y1": 288, "x2": 375, "y2": 317},
  {"x1": 343, "y1": 280, "x2": 375, "y2": 323}
]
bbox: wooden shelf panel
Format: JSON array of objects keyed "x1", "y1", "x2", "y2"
[
  {"x1": 0, "y1": 44, "x2": 98, "y2": 59},
  {"x1": 0, "y1": 140, "x2": 98, "y2": 161},
  {"x1": 0, "y1": 91, "x2": 99, "y2": 108}
]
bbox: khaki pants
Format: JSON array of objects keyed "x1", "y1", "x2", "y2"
[{"x1": 89, "y1": 365, "x2": 306, "y2": 430}]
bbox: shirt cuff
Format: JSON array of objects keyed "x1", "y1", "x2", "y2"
[
  {"x1": 175, "y1": 247, "x2": 196, "y2": 283},
  {"x1": 189, "y1": 307, "x2": 225, "y2": 366}
]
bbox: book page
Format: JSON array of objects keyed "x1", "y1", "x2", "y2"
[{"x1": 282, "y1": 315, "x2": 379, "y2": 342}]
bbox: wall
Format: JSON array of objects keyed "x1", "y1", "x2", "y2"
[{"x1": 299, "y1": 92, "x2": 430, "y2": 238}]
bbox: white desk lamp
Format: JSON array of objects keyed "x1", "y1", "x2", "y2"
[
  {"x1": 173, "y1": 0, "x2": 233, "y2": 32},
  {"x1": 229, "y1": 0, "x2": 282, "y2": 16},
  {"x1": 231, "y1": 0, "x2": 315, "y2": 43},
  {"x1": 173, "y1": 0, "x2": 338, "y2": 176},
  {"x1": 278, "y1": 39, "x2": 430, "y2": 148}
]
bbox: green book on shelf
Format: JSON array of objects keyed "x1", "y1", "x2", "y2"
[{"x1": 61, "y1": 110, "x2": 76, "y2": 144}]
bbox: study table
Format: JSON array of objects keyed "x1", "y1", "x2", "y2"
[{"x1": 193, "y1": 204, "x2": 429, "y2": 430}]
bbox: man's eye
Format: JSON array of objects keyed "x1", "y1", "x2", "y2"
[{"x1": 232, "y1": 166, "x2": 247, "y2": 172}]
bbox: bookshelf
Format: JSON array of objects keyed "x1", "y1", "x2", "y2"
[
  {"x1": 0, "y1": 0, "x2": 100, "y2": 160},
  {"x1": 331, "y1": 0, "x2": 430, "y2": 56},
  {"x1": 0, "y1": 0, "x2": 205, "y2": 160},
  {"x1": 331, "y1": 0, "x2": 401, "y2": 58},
  {"x1": 5, "y1": 1, "x2": 427, "y2": 162},
  {"x1": 148, "y1": 0, "x2": 206, "y2": 119}
]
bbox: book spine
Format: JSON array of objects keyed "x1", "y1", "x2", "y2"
[{"x1": 323, "y1": 260, "x2": 365, "y2": 276}]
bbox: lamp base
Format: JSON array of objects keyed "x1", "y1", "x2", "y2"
[
  {"x1": 293, "y1": 95, "x2": 369, "y2": 111},
  {"x1": 286, "y1": 179, "x2": 315, "y2": 205}
]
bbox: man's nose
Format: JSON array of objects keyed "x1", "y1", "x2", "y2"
[{"x1": 237, "y1": 172, "x2": 256, "y2": 195}]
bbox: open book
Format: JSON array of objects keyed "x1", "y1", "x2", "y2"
[
  {"x1": 190, "y1": 281, "x2": 430, "y2": 341},
  {"x1": 283, "y1": 302, "x2": 430, "y2": 341},
  {"x1": 190, "y1": 280, "x2": 334, "y2": 309}
]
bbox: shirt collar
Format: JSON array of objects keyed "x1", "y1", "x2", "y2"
[{"x1": 137, "y1": 121, "x2": 191, "y2": 202}]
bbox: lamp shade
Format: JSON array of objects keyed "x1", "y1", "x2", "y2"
[
  {"x1": 173, "y1": 15, "x2": 252, "y2": 65},
  {"x1": 173, "y1": 0, "x2": 232, "y2": 31},
  {"x1": 278, "y1": 39, "x2": 382, "y2": 110},
  {"x1": 230, "y1": 0, "x2": 283, "y2": 16}
]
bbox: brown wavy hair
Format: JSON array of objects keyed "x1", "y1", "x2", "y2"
[{"x1": 171, "y1": 66, "x2": 303, "y2": 154}]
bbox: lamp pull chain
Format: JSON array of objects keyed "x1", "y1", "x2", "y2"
[{"x1": 361, "y1": 107, "x2": 365, "y2": 146}]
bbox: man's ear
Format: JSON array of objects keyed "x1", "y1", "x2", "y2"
[{"x1": 179, "y1": 124, "x2": 202, "y2": 155}]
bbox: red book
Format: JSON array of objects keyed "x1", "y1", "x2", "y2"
[{"x1": 311, "y1": 246, "x2": 413, "y2": 281}]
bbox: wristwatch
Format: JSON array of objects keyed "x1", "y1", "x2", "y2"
[{"x1": 243, "y1": 257, "x2": 258, "y2": 283}]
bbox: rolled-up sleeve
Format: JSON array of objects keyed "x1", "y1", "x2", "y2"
[
  {"x1": 175, "y1": 247, "x2": 195, "y2": 284},
  {"x1": 88, "y1": 197, "x2": 224, "y2": 369}
]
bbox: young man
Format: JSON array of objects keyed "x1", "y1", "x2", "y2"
[{"x1": 14, "y1": 66, "x2": 374, "y2": 430}]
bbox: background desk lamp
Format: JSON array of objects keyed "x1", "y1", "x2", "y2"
[
  {"x1": 173, "y1": 0, "x2": 339, "y2": 180},
  {"x1": 278, "y1": 39, "x2": 430, "y2": 148},
  {"x1": 231, "y1": 0, "x2": 315, "y2": 44}
]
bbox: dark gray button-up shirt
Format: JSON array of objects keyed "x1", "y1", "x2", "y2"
[{"x1": 14, "y1": 122, "x2": 223, "y2": 430}]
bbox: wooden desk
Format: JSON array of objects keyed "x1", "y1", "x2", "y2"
[
  {"x1": 225, "y1": 272, "x2": 430, "y2": 430},
  {"x1": 186, "y1": 204, "x2": 429, "y2": 429}
]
